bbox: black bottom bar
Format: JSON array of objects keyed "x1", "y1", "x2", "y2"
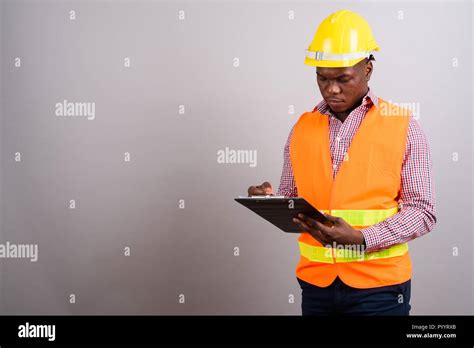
[{"x1": 0, "y1": 315, "x2": 472, "y2": 345}]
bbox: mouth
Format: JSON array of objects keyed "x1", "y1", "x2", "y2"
[{"x1": 326, "y1": 98, "x2": 344, "y2": 104}]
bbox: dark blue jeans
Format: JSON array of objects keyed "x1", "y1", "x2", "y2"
[{"x1": 297, "y1": 276, "x2": 411, "y2": 315}]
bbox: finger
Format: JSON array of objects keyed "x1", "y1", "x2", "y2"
[
  {"x1": 297, "y1": 214, "x2": 314, "y2": 226},
  {"x1": 321, "y1": 213, "x2": 339, "y2": 223},
  {"x1": 298, "y1": 214, "x2": 329, "y2": 231},
  {"x1": 313, "y1": 230, "x2": 331, "y2": 246},
  {"x1": 305, "y1": 220, "x2": 330, "y2": 241},
  {"x1": 292, "y1": 218, "x2": 312, "y2": 231},
  {"x1": 293, "y1": 219, "x2": 324, "y2": 242},
  {"x1": 248, "y1": 186, "x2": 269, "y2": 196},
  {"x1": 294, "y1": 217, "x2": 329, "y2": 245},
  {"x1": 260, "y1": 182, "x2": 273, "y2": 195},
  {"x1": 313, "y1": 219, "x2": 335, "y2": 234},
  {"x1": 298, "y1": 214, "x2": 321, "y2": 228},
  {"x1": 308, "y1": 227, "x2": 330, "y2": 245}
]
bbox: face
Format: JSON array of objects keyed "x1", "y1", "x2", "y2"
[{"x1": 316, "y1": 59, "x2": 373, "y2": 114}]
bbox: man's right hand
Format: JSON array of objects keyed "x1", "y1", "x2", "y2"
[{"x1": 247, "y1": 181, "x2": 274, "y2": 196}]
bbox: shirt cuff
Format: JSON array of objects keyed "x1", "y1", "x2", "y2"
[{"x1": 360, "y1": 226, "x2": 381, "y2": 252}]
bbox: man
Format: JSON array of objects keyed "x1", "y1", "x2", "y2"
[{"x1": 247, "y1": 10, "x2": 436, "y2": 315}]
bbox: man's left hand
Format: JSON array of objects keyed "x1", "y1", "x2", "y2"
[{"x1": 293, "y1": 213, "x2": 365, "y2": 247}]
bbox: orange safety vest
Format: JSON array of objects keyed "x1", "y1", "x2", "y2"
[{"x1": 290, "y1": 98, "x2": 412, "y2": 289}]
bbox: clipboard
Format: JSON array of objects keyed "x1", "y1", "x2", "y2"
[{"x1": 234, "y1": 196, "x2": 332, "y2": 233}]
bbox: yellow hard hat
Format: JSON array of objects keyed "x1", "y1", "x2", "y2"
[{"x1": 305, "y1": 10, "x2": 380, "y2": 68}]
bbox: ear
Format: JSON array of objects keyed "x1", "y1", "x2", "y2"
[{"x1": 365, "y1": 60, "x2": 373, "y2": 82}]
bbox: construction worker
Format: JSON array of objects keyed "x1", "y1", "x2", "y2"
[{"x1": 247, "y1": 10, "x2": 437, "y2": 315}]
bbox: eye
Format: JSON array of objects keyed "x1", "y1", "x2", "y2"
[
  {"x1": 338, "y1": 77, "x2": 351, "y2": 83},
  {"x1": 317, "y1": 75, "x2": 327, "y2": 82}
]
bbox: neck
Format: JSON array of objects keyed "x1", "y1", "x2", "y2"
[{"x1": 333, "y1": 110, "x2": 351, "y2": 123}]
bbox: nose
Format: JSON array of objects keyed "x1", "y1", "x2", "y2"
[{"x1": 327, "y1": 81, "x2": 341, "y2": 95}]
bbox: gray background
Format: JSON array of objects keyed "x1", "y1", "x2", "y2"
[{"x1": 0, "y1": 0, "x2": 472, "y2": 314}]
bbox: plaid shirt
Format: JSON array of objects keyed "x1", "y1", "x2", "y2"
[{"x1": 277, "y1": 89, "x2": 437, "y2": 251}]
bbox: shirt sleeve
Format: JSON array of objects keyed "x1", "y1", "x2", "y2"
[
  {"x1": 276, "y1": 127, "x2": 298, "y2": 197},
  {"x1": 360, "y1": 117, "x2": 437, "y2": 252}
]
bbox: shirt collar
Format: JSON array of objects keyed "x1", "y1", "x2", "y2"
[{"x1": 314, "y1": 88, "x2": 378, "y2": 116}]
